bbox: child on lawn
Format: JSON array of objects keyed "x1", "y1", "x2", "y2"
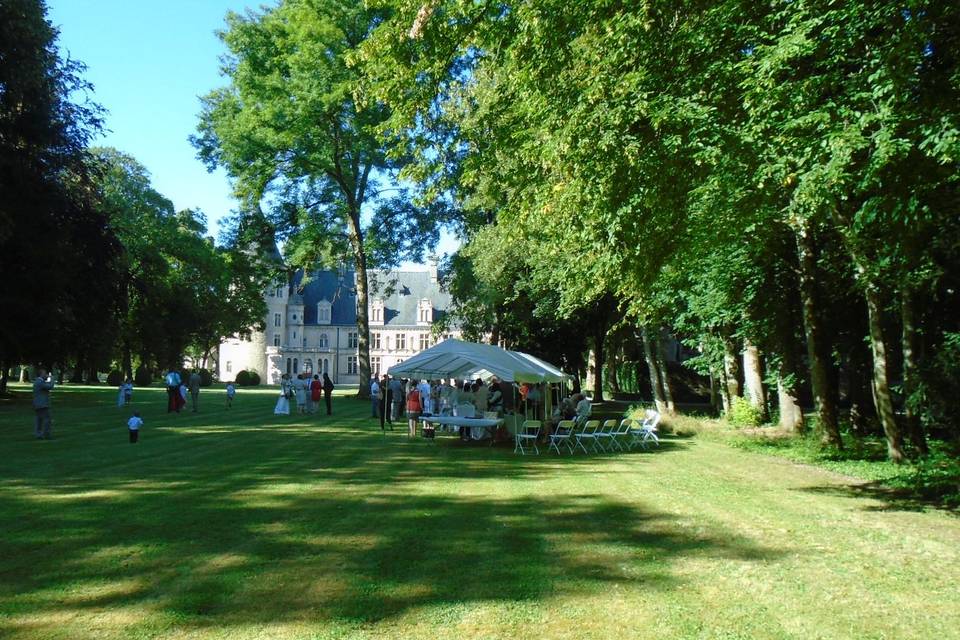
[
  {"x1": 226, "y1": 382, "x2": 236, "y2": 409},
  {"x1": 128, "y1": 411, "x2": 143, "y2": 443}
]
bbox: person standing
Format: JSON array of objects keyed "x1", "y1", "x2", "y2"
[
  {"x1": 390, "y1": 376, "x2": 404, "y2": 422},
  {"x1": 122, "y1": 377, "x2": 134, "y2": 406},
  {"x1": 370, "y1": 375, "x2": 381, "y2": 419},
  {"x1": 406, "y1": 380, "x2": 422, "y2": 437},
  {"x1": 33, "y1": 368, "x2": 55, "y2": 440},
  {"x1": 274, "y1": 374, "x2": 292, "y2": 415},
  {"x1": 310, "y1": 374, "x2": 322, "y2": 414},
  {"x1": 322, "y1": 373, "x2": 335, "y2": 415},
  {"x1": 417, "y1": 378, "x2": 432, "y2": 414},
  {"x1": 380, "y1": 374, "x2": 393, "y2": 431},
  {"x1": 188, "y1": 370, "x2": 201, "y2": 413},
  {"x1": 127, "y1": 411, "x2": 143, "y2": 443},
  {"x1": 294, "y1": 373, "x2": 308, "y2": 414},
  {"x1": 473, "y1": 378, "x2": 489, "y2": 414},
  {"x1": 165, "y1": 368, "x2": 181, "y2": 413}
]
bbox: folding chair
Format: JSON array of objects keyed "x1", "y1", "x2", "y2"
[
  {"x1": 514, "y1": 420, "x2": 541, "y2": 455},
  {"x1": 573, "y1": 419, "x2": 601, "y2": 454},
  {"x1": 630, "y1": 410, "x2": 661, "y2": 450},
  {"x1": 608, "y1": 418, "x2": 634, "y2": 452},
  {"x1": 549, "y1": 420, "x2": 576, "y2": 454},
  {"x1": 594, "y1": 419, "x2": 618, "y2": 452}
]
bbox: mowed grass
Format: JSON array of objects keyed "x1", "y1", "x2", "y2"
[{"x1": 1, "y1": 385, "x2": 958, "y2": 640}]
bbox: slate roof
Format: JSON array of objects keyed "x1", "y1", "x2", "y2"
[{"x1": 292, "y1": 269, "x2": 454, "y2": 327}]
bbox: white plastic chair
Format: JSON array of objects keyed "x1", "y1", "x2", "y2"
[
  {"x1": 549, "y1": 420, "x2": 576, "y2": 455},
  {"x1": 514, "y1": 420, "x2": 541, "y2": 455},
  {"x1": 573, "y1": 419, "x2": 602, "y2": 454},
  {"x1": 630, "y1": 410, "x2": 661, "y2": 450}
]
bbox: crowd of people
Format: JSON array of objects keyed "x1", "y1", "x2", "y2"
[{"x1": 274, "y1": 372, "x2": 335, "y2": 416}]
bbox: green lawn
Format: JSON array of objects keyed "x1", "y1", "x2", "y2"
[{"x1": 1, "y1": 384, "x2": 958, "y2": 640}]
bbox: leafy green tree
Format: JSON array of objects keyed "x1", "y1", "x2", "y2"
[
  {"x1": 0, "y1": 0, "x2": 118, "y2": 390},
  {"x1": 194, "y1": 0, "x2": 449, "y2": 396}
]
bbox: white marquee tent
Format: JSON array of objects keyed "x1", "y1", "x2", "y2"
[{"x1": 386, "y1": 338, "x2": 570, "y2": 384}]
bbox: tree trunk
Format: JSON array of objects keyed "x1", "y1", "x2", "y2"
[
  {"x1": 901, "y1": 288, "x2": 928, "y2": 456},
  {"x1": 122, "y1": 341, "x2": 133, "y2": 379},
  {"x1": 655, "y1": 329, "x2": 676, "y2": 415},
  {"x1": 794, "y1": 221, "x2": 842, "y2": 448},
  {"x1": 742, "y1": 339, "x2": 769, "y2": 422},
  {"x1": 861, "y1": 279, "x2": 906, "y2": 462},
  {"x1": 722, "y1": 335, "x2": 741, "y2": 416},
  {"x1": 347, "y1": 209, "x2": 371, "y2": 399},
  {"x1": 641, "y1": 327, "x2": 667, "y2": 413},
  {"x1": 19, "y1": 365, "x2": 28, "y2": 383},
  {"x1": 608, "y1": 341, "x2": 621, "y2": 394},
  {"x1": 592, "y1": 330, "x2": 605, "y2": 402},
  {"x1": 70, "y1": 356, "x2": 85, "y2": 383},
  {"x1": 0, "y1": 362, "x2": 8, "y2": 394},
  {"x1": 847, "y1": 339, "x2": 878, "y2": 438},
  {"x1": 776, "y1": 369, "x2": 804, "y2": 433},
  {"x1": 709, "y1": 371, "x2": 721, "y2": 415}
]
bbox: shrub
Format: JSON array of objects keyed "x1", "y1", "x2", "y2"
[
  {"x1": 249, "y1": 371, "x2": 261, "y2": 386},
  {"x1": 134, "y1": 366, "x2": 153, "y2": 387},
  {"x1": 235, "y1": 370, "x2": 252, "y2": 386},
  {"x1": 728, "y1": 397, "x2": 764, "y2": 428},
  {"x1": 106, "y1": 370, "x2": 122, "y2": 386},
  {"x1": 196, "y1": 368, "x2": 213, "y2": 387}
]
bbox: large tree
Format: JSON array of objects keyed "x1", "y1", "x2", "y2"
[
  {"x1": 0, "y1": 0, "x2": 118, "y2": 389},
  {"x1": 194, "y1": 0, "x2": 447, "y2": 396}
]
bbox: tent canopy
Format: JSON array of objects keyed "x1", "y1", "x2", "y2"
[{"x1": 386, "y1": 339, "x2": 570, "y2": 384}]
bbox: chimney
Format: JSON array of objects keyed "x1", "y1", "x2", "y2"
[{"x1": 428, "y1": 254, "x2": 439, "y2": 284}]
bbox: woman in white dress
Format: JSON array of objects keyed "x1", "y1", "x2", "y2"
[
  {"x1": 294, "y1": 373, "x2": 307, "y2": 414},
  {"x1": 274, "y1": 374, "x2": 292, "y2": 415}
]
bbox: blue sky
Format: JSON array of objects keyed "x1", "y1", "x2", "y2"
[
  {"x1": 47, "y1": 0, "x2": 251, "y2": 239},
  {"x1": 46, "y1": 1, "x2": 459, "y2": 263}
]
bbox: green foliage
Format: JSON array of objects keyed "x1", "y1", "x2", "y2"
[
  {"x1": 235, "y1": 370, "x2": 260, "y2": 387},
  {"x1": 134, "y1": 366, "x2": 153, "y2": 387},
  {"x1": 197, "y1": 369, "x2": 214, "y2": 388},
  {"x1": 728, "y1": 397, "x2": 764, "y2": 428}
]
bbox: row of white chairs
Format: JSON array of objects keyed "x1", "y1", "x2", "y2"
[{"x1": 514, "y1": 411, "x2": 661, "y2": 456}]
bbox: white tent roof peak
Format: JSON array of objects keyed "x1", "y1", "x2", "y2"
[{"x1": 386, "y1": 338, "x2": 570, "y2": 383}]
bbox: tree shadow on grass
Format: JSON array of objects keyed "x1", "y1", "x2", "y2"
[
  {"x1": 793, "y1": 482, "x2": 959, "y2": 514},
  {"x1": 0, "y1": 420, "x2": 782, "y2": 635}
]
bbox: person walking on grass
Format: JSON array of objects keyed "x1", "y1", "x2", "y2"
[
  {"x1": 127, "y1": 411, "x2": 143, "y2": 443},
  {"x1": 189, "y1": 370, "x2": 201, "y2": 412},
  {"x1": 225, "y1": 381, "x2": 236, "y2": 409},
  {"x1": 33, "y1": 368, "x2": 55, "y2": 440},
  {"x1": 322, "y1": 373, "x2": 334, "y2": 415}
]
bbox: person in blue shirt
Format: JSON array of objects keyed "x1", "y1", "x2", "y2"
[
  {"x1": 165, "y1": 369, "x2": 182, "y2": 413},
  {"x1": 33, "y1": 368, "x2": 55, "y2": 439}
]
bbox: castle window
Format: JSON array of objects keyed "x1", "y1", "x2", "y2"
[
  {"x1": 348, "y1": 332, "x2": 358, "y2": 348},
  {"x1": 319, "y1": 334, "x2": 329, "y2": 349},
  {"x1": 274, "y1": 334, "x2": 281, "y2": 347},
  {"x1": 317, "y1": 301, "x2": 331, "y2": 324},
  {"x1": 371, "y1": 356, "x2": 381, "y2": 374},
  {"x1": 396, "y1": 333, "x2": 406, "y2": 350},
  {"x1": 347, "y1": 356, "x2": 358, "y2": 375},
  {"x1": 274, "y1": 313, "x2": 281, "y2": 327},
  {"x1": 419, "y1": 334, "x2": 430, "y2": 351},
  {"x1": 226, "y1": 361, "x2": 232, "y2": 373},
  {"x1": 372, "y1": 332, "x2": 381, "y2": 350}
]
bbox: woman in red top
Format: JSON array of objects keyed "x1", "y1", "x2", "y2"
[
  {"x1": 309, "y1": 375, "x2": 322, "y2": 414},
  {"x1": 406, "y1": 380, "x2": 422, "y2": 438}
]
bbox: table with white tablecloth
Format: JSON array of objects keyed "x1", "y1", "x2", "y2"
[{"x1": 419, "y1": 415, "x2": 503, "y2": 440}]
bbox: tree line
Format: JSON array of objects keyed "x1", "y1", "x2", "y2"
[
  {"x1": 351, "y1": 0, "x2": 958, "y2": 461},
  {"x1": 0, "y1": 0, "x2": 266, "y2": 392}
]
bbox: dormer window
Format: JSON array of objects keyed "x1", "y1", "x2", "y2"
[
  {"x1": 370, "y1": 298, "x2": 384, "y2": 325},
  {"x1": 417, "y1": 298, "x2": 433, "y2": 324},
  {"x1": 316, "y1": 300, "x2": 332, "y2": 325}
]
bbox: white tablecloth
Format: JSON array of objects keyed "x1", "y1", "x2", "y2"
[{"x1": 420, "y1": 415, "x2": 503, "y2": 440}]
